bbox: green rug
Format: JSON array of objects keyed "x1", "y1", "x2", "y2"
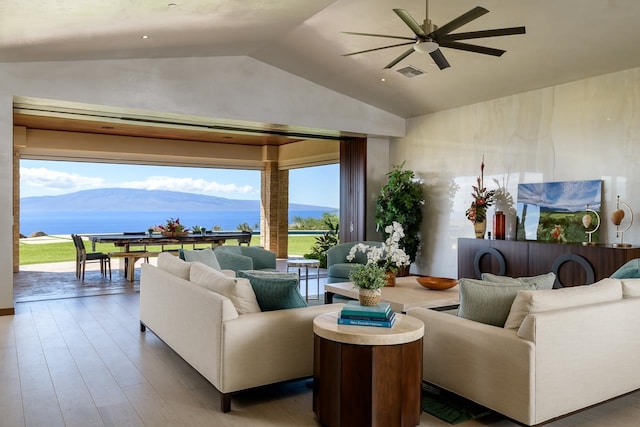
[{"x1": 422, "y1": 383, "x2": 493, "y2": 424}]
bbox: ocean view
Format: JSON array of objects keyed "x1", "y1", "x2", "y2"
[{"x1": 20, "y1": 210, "x2": 331, "y2": 235}]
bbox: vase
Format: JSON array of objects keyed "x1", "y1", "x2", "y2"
[
  {"x1": 474, "y1": 221, "x2": 487, "y2": 239},
  {"x1": 384, "y1": 271, "x2": 396, "y2": 287},
  {"x1": 359, "y1": 288, "x2": 382, "y2": 306},
  {"x1": 396, "y1": 264, "x2": 410, "y2": 277}
]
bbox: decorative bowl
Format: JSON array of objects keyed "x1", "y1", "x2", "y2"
[{"x1": 416, "y1": 276, "x2": 458, "y2": 290}]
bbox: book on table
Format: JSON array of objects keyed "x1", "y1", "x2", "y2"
[
  {"x1": 338, "y1": 301, "x2": 395, "y2": 328},
  {"x1": 338, "y1": 311, "x2": 396, "y2": 328},
  {"x1": 340, "y1": 301, "x2": 391, "y2": 319}
]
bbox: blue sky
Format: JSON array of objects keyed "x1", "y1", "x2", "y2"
[{"x1": 20, "y1": 160, "x2": 340, "y2": 208}]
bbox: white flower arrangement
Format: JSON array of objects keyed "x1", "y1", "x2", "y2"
[{"x1": 346, "y1": 221, "x2": 411, "y2": 272}]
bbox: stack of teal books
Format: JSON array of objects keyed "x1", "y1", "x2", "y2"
[{"x1": 338, "y1": 301, "x2": 396, "y2": 328}]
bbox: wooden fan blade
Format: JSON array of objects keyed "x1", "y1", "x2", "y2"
[
  {"x1": 383, "y1": 47, "x2": 416, "y2": 69},
  {"x1": 438, "y1": 40, "x2": 506, "y2": 57},
  {"x1": 429, "y1": 49, "x2": 451, "y2": 70},
  {"x1": 342, "y1": 42, "x2": 415, "y2": 57},
  {"x1": 431, "y1": 6, "x2": 489, "y2": 37},
  {"x1": 342, "y1": 31, "x2": 416, "y2": 41},
  {"x1": 441, "y1": 27, "x2": 526, "y2": 41},
  {"x1": 393, "y1": 9, "x2": 427, "y2": 38}
]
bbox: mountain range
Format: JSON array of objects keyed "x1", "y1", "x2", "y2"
[{"x1": 21, "y1": 188, "x2": 336, "y2": 213}]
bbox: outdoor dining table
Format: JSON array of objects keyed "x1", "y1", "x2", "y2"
[
  {"x1": 87, "y1": 231, "x2": 252, "y2": 281},
  {"x1": 88, "y1": 231, "x2": 252, "y2": 251}
]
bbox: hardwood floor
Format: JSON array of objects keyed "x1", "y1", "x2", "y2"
[{"x1": 3, "y1": 294, "x2": 640, "y2": 426}]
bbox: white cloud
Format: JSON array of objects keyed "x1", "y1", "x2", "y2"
[
  {"x1": 20, "y1": 168, "x2": 258, "y2": 198},
  {"x1": 119, "y1": 176, "x2": 258, "y2": 195},
  {"x1": 20, "y1": 167, "x2": 105, "y2": 195}
]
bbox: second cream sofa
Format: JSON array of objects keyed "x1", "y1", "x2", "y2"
[{"x1": 407, "y1": 277, "x2": 640, "y2": 426}]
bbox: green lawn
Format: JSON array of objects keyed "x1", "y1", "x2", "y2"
[{"x1": 19, "y1": 235, "x2": 318, "y2": 265}]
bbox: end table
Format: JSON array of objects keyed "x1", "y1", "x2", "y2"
[{"x1": 313, "y1": 311, "x2": 424, "y2": 427}]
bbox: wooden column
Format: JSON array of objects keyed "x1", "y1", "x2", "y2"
[{"x1": 339, "y1": 137, "x2": 367, "y2": 242}]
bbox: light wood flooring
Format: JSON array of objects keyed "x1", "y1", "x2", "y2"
[{"x1": 4, "y1": 294, "x2": 640, "y2": 427}]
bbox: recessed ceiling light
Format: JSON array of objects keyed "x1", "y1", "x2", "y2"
[
  {"x1": 141, "y1": 35, "x2": 150, "y2": 40},
  {"x1": 380, "y1": 78, "x2": 386, "y2": 82},
  {"x1": 168, "y1": 2, "x2": 177, "y2": 6}
]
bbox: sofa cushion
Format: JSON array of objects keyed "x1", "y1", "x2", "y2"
[
  {"x1": 234, "y1": 278, "x2": 262, "y2": 314},
  {"x1": 610, "y1": 258, "x2": 640, "y2": 279},
  {"x1": 180, "y1": 247, "x2": 221, "y2": 270},
  {"x1": 457, "y1": 278, "x2": 537, "y2": 327},
  {"x1": 157, "y1": 252, "x2": 191, "y2": 280},
  {"x1": 190, "y1": 263, "x2": 260, "y2": 314},
  {"x1": 481, "y1": 272, "x2": 556, "y2": 290},
  {"x1": 622, "y1": 279, "x2": 640, "y2": 298},
  {"x1": 505, "y1": 278, "x2": 623, "y2": 332},
  {"x1": 237, "y1": 270, "x2": 307, "y2": 311}
]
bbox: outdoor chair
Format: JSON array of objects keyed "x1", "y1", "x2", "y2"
[{"x1": 72, "y1": 234, "x2": 111, "y2": 281}]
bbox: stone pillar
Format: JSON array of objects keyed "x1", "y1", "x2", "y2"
[
  {"x1": 261, "y1": 147, "x2": 289, "y2": 258},
  {"x1": 13, "y1": 129, "x2": 26, "y2": 273}
]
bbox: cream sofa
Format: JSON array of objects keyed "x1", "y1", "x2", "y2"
[
  {"x1": 407, "y1": 277, "x2": 640, "y2": 426},
  {"x1": 140, "y1": 253, "x2": 343, "y2": 412}
]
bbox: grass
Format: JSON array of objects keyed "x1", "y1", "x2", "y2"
[{"x1": 19, "y1": 235, "x2": 319, "y2": 265}]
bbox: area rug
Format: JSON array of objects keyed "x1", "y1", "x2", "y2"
[{"x1": 422, "y1": 383, "x2": 493, "y2": 424}]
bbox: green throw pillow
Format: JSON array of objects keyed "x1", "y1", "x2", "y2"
[
  {"x1": 610, "y1": 259, "x2": 640, "y2": 279},
  {"x1": 457, "y1": 278, "x2": 537, "y2": 327},
  {"x1": 237, "y1": 270, "x2": 307, "y2": 311},
  {"x1": 481, "y1": 272, "x2": 556, "y2": 290}
]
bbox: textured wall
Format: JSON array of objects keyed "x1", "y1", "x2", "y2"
[{"x1": 391, "y1": 67, "x2": 640, "y2": 279}]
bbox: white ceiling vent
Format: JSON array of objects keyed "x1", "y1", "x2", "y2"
[{"x1": 396, "y1": 65, "x2": 425, "y2": 78}]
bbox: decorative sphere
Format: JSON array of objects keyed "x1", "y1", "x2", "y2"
[{"x1": 611, "y1": 209, "x2": 625, "y2": 226}]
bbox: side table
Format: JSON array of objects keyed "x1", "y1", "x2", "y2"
[
  {"x1": 287, "y1": 258, "x2": 320, "y2": 301},
  {"x1": 313, "y1": 311, "x2": 424, "y2": 427}
]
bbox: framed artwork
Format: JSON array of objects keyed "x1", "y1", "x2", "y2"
[{"x1": 516, "y1": 180, "x2": 602, "y2": 243}]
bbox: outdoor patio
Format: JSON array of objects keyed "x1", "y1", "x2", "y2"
[{"x1": 14, "y1": 258, "x2": 328, "y2": 303}]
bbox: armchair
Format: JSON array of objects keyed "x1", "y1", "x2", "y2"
[
  {"x1": 326, "y1": 241, "x2": 382, "y2": 283},
  {"x1": 214, "y1": 246, "x2": 277, "y2": 273}
]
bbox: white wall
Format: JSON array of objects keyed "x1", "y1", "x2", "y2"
[
  {"x1": 0, "y1": 56, "x2": 405, "y2": 311},
  {"x1": 390, "y1": 66, "x2": 640, "y2": 279}
]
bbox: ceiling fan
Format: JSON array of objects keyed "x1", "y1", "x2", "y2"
[{"x1": 342, "y1": 0, "x2": 525, "y2": 70}]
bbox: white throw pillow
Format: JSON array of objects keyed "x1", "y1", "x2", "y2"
[
  {"x1": 505, "y1": 278, "x2": 623, "y2": 331},
  {"x1": 189, "y1": 262, "x2": 260, "y2": 314},
  {"x1": 621, "y1": 278, "x2": 640, "y2": 298},
  {"x1": 157, "y1": 252, "x2": 191, "y2": 280},
  {"x1": 234, "y1": 278, "x2": 261, "y2": 314}
]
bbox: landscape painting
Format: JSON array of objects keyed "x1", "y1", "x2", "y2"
[{"x1": 516, "y1": 180, "x2": 602, "y2": 243}]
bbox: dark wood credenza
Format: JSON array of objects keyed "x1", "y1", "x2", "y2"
[{"x1": 458, "y1": 238, "x2": 640, "y2": 287}]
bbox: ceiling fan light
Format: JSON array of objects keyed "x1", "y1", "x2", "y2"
[{"x1": 413, "y1": 41, "x2": 439, "y2": 54}]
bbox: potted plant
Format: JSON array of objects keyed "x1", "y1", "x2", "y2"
[
  {"x1": 348, "y1": 262, "x2": 387, "y2": 306},
  {"x1": 346, "y1": 221, "x2": 410, "y2": 286},
  {"x1": 465, "y1": 158, "x2": 495, "y2": 238},
  {"x1": 157, "y1": 217, "x2": 188, "y2": 237},
  {"x1": 375, "y1": 162, "x2": 424, "y2": 272}
]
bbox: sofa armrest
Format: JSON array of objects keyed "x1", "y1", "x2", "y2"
[
  {"x1": 406, "y1": 307, "x2": 535, "y2": 425},
  {"x1": 140, "y1": 263, "x2": 238, "y2": 393},
  {"x1": 241, "y1": 246, "x2": 276, "y2": 270},
  {"x1": 219, "y1": 303, "x2": 344, "y2": 393}
]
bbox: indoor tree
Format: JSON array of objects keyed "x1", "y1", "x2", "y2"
[{"x1": 374, "y1": 162, "x2": 424, "y2": 266}]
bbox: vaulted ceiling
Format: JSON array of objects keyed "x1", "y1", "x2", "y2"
[{"x1": 3, "y1": 0, "x2": 640, "y2": 119}]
